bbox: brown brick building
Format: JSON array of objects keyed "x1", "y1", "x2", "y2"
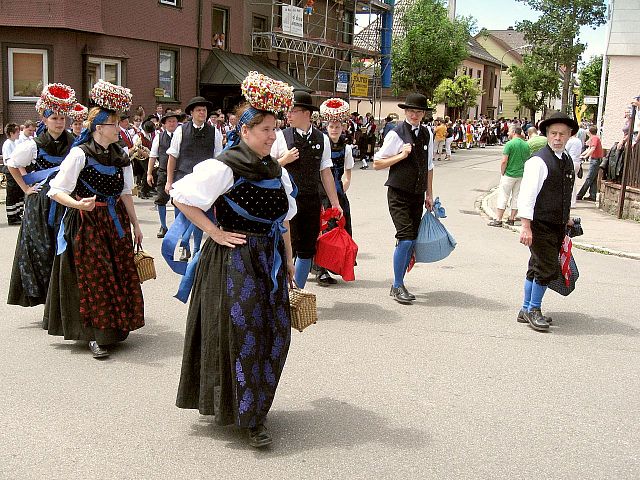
[{"x1": 1, "y1": 0, "x2": 387, "y2": 127}]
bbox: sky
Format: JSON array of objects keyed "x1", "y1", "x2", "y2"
[{"x1": 453, "y1": 0, "x2": 606, "y2": 64}]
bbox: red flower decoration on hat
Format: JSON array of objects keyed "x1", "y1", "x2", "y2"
[
  {"x1": 90, "y1": 79, "x2": 132, "y2": 112},
  {"x1": 241, "y1": 71, "x2": 293, "y2": 113},
  {"x1": 36, "y1": 83, "x2": 76, "y2": 116},
  {"x1": 320, "y1": 97, "x2": 350, "y2": 122},
  {"x1": 69, "y1": 102, "x2": 88, "y2": 122}
]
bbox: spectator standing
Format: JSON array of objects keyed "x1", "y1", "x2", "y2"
[
  {"x1": 527, "y1": 127, "x2": 548, "y2": 156},
  {"x1": 2, "y1": 123, "x2": 23, "y2": 224},
  {"x1": 577, "y1": 125, "x2": 604, "y2": 201},
  {"x1": 17, "y1": 120, "x2": 36, "y2": 145},
  {"x1": 433, "y1": 119, "x2": 447, "y2": 161}
]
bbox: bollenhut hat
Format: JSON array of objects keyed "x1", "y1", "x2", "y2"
[
  {"x1": 539, "y1": 111, "x2": 579, "y2": 136},
  {"x1": 292, "y1": 90, "x2": 319, "y2": 112},
  {"x1": 160, "y1": 112, "x2": 186, "y2": 124},
  {"x1": 185, "y1": 96, "x2": 214, "y2": 115},
  {"x1": 397, "y1": 92, "x2": 431, "y2": 111}
]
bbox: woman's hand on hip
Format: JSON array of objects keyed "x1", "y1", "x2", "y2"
[{"x1": 211, "y1": 228, "x2": 246, "y2": 248}]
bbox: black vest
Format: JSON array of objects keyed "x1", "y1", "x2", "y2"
[
  {"x1": 385, "y1": 122, "x2": 430, "y2": 194},
  {"x1": 533, "y1": 145, "x2": 574, "y2": 224},
  {"x1": 157, "y1": 130, "x2": 173, "y2": 171},
  {"x1": 175, "y1": 121, "x2": 216, "y2": 181},
  {"x1": 283, "y1": 126, "x2": 325, "y2": 196}
]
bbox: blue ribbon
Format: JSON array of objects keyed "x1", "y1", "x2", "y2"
[
  {"x1": 72, "y1": 110, "x2": 110, "y2": 147},
  {"x1": 56, "y1": 210, "x2": 68, "y2": 255}
]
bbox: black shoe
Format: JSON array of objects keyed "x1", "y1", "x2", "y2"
[
  {"x1": 398, "y1": 284, "x2": 416, "y2": 300},
  {"x1": 157, "y1": 226, "x2": 168, "y2": 238},
  {"x1": 524, "y1": 307, "x2": 550, "y2": 332},
  {"x1": 248, "y1": 425, "x2": 272, "y2": 448},
  {"x1": 390, "y1": 285, "x2": 414, "y2": 304},
  {"x1": 517, "y1": 309, "x2": 552, "y2": 324},
  {"x1": 179, "y1": 247, "x2": 191, "y2": 262},
  {"x1": 360, "y1": 165, "x2": 369, "y2": 170},
  {"x1": 505, "y1": 219, "x2": 515, "y2": 226},
  {"x1": 89, "y1": 341, "x2": 109, "y2": 359},
  {"x1": 317, "y1": 271, "x2": 338, "y2": 286},
  {"x1": 488, "y1": 219, "x2": 503, "y2": 227}
]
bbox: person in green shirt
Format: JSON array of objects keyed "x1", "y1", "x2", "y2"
[
  {"x1": 488, "y1": 126, "x2": 531, "y2": 227},
  {"x1": 527, "y1": 126, "x2": 547, "y2": 156}
]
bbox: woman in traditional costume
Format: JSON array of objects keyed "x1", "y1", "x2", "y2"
[
  {"x1": 45, "y1": 80, "x2": 144, "y2": 359},
  {"x1": 171, "y1": 72, "x2": 296, "y2": 448},
  {"x1": 7, "y1": 84, "x2": 77, "y2": 307}
]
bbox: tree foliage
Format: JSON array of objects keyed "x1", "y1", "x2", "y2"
[
  {"x1": 506, "y1": 53, "x2": 560, "y2": 119},
  {"x1": 515, "y1": 0, "x2": 607, "y2": 114},
  {"x1": 433, "y1": 75, "x2": 484, "y2": 117},
  {"x1": 577, "y1": 55, "x2": 604, "y2": 121},
  {"x1": 392, "y1": 0, "x2": 473, "y2": 99}
]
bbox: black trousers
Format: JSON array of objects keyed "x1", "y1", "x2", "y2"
[
  {"x1": 387, "y1": 187, "x2": 424, "y2": 240},
  {"x1": 526, "y1": 220, "x2": 565, "y2": 285},
  {"x1": 290, "y1": 193, "x2": 321, "y2": 259},
  {"x1": 155, "y1": 169, "x2": 170, "y2": 206},
  {"x1": 5, "y1": 174, "x2": 24, "y2": 223}
]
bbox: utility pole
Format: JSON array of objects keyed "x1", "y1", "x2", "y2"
[{"x1": 447, "y1": 0, "x2": 456, "y2": 21}]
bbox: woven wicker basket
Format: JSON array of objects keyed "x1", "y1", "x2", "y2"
[
  {"x1": 134, "y1": 246, "x2": 156, "y2": 283},
  {"x1": 289, "y1": 286, "x2": 317, "y2": 332}
]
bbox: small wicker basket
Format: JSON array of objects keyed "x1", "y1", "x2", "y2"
[
  {"x1": 134, "y1": 245, "x2": 156, "y2": 283},
  {"x1": 289, "y1": 286, "x2": 317, "y2": 332}
]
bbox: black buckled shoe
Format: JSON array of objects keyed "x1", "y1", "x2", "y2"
[
  {"x1": 248, "y1": 425, "x2": 272, "y2": 448},
  {"x1": 525, "y1": 308, "x2": 550, "y2": 332},
  {"x1": 517, "y1": 309, "x2": 552, "y2": 324},
  {"x1": 89, "y1": 341, "x2": 109, "y2": 359},
  {"x1": 398, "y1": 285, "x2": 416, "y2": 301},
  {"x1": 157, "y1": 226, "x2": 168, "y2": 238},
  {"x1": 390, "y1": 285, "x2": 414, "y2": 304},
  {"x1": 317, "y1": 271, "x2": 338, "y2": 286},
  {"x1": 179, "y1": 247, "x2": 191, "y2": 262}
]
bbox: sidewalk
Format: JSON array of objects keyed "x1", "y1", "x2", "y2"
[{"x1": 481, "y1": 187, "x2": 640, "y2": 260}]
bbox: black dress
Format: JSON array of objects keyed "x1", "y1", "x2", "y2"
[
  {"x1": 7, "y1": 131, "x2": 74, "y2": 307},
  {"x1": 175, "y1": 143, "x2": 292, "y2": 429}
]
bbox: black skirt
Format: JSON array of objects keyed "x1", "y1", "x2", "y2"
[{"x1": 176, "y1": 234, "x2": 291, "y2": 429}]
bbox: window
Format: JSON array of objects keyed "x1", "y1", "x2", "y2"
[
  {"x1": 88, "y1": 57, "x2": 122, "y2": 87},
  {"x1": 253, "y1": 15, "x2": 267, "y2": 33},
  {"x1": 342, "y1": 10, "x2": 354, "y2": 44},
  {"x1": 8, "y1": 48, "x2": 48, "y2": 101},
  {"x1": 212, "y1": 6, "x2": 228, "y2": 49},
  {"x1": 477, "y1": 69, "x2": 481, "y2": 79},
  {"x1": 288, "y1": 64, "x2": 298, "y2": 80},
  {"x1": 159, "y1": 49, "x2": 178, "y2": 101},
  {"x1": 159, "y1": 0, "x2": 179, "y2": 6}
]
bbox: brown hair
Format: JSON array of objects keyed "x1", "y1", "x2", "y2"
[
  {"x1": 23, "y1": 120, "x2": 36, "y2": 128},
  {"x1": 589, "y1": 125, "x2": 598, "y2": 135},
  {"x1": 234, "y1": 103, "x2": 276, "y2": 129},
  {"x1": 5, "y1": 123, "x2": 19, "y2": 136}
]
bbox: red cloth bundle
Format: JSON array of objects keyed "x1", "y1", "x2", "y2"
[{"x1": 315, "y1": 208, "x2": 358, "y2": 281}]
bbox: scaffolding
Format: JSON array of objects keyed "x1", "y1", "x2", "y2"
[{"x1": 251, "y1": 0, "x2": 392, "y2": 113}]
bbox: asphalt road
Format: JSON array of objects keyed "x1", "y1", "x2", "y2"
[{"x1": 1, "y1": 146, "x2": 639, "y2": 479}]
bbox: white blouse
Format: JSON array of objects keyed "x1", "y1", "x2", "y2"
[
  {"x1": 170, "y1": 158, "x2": 298, "y2": 221},
  {"x1": 4, "y1": 139, "x2": 37, "y2": 168},
  {"x1": 48, "y1": 146, "x2": 134, "y2": 198}
]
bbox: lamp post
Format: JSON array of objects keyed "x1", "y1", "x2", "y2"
[{"x1": 498, "y1": 44, "x2": 532, "y2": 118}]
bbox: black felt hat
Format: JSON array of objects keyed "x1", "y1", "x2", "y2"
[
  {"x1": 397, "y1": 93, "x2": 431, "y2": 111},
  {"x1": 292, "y1": 90, "x2": 319, "y2": 112},
  {"x1": 185, "y1": 96, "x2": 214, "y2": 115},
  {"x1": 160, "y1": 112, "x2": 185, "y2": 124},
  {"x1": 539, "y1": 111, "x2": 579, "y2": 136}
]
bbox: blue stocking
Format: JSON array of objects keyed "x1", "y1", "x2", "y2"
[
  {"x1": 522, "y1": 278, "x2": 533, "y2": 311},
  {"x1": 529, "y1": 280, "x2": 547, "y2": 310},
  {"x1": 158, "y1": 205, "x2": 167, "y2": 229},
  {"x1": 294, "y1": 257, "x2": 313, "y2": 288},
  {"x1": 193, "y1": 227, "x2": 203, "y2": 255},
  {"x1": 393, "y1": 240, "x2": 414, "y2": 288}
]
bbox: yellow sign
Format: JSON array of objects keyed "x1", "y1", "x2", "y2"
[
  {"x1": 351, "y1": 74, "x2": 369, "y2": 97},
  {"x1": 154, "y1": 88, "x2": 166, "y2": 97}
]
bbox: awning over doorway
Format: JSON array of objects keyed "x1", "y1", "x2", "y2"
[{"x1": 201, "y1": 49, "x2": 310, "y2": 92}]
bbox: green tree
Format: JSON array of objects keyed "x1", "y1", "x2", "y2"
[
  {"x1": 392, "y1": 0, "x2": 473, "y2": 99},
  {"x1": 577, "y1": 55, "x2": 604, "y2": 121},
  {"x1": 433, "y1": 75, "x2": 484, "y2": 118},
  {"x1": 505, "y1": 54, "x2": 560, "y2": 121},
  {"x1": 515, "y1": 0, "x2": 607, "y2": 114}
]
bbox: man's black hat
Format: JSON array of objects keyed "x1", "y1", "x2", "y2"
[
  {"x1": 145, "y1": 114, "x2": 159, "y2": 123},
  {"x1": 539, "y1": 111, "x2": 579, "y2": 136},
  {"x1": 398, "y1": 93, "x2": 431, "y2": 111},
  {"x1": 292, "y1": 90, "x2": 319, "y2": 112},
  {"x1": 160, "y1": 112, "x2": 185, "y2": 124},
  {"x1": 185, "y1": 96, "x2": 214, "y2": 115},
  {"x1": 119, "y1": 112, "x2": 130, "y2": 120}
]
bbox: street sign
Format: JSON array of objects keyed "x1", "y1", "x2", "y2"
[
  {"x1": 351, "y1": 73, "x2": 369, "y2": 97},
  {"x1": 282, "y1": 5, "x2": 303, "y2": 37},
  {"x1": 337, "y1": 71, "x2": 349, "y2": 93},
  {"x1": 584, "y1": 96, "x2": 599, "y2": 105}
]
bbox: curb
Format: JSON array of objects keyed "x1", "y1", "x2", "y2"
[{"x1": 477, "y1": 188, "x2": 640, "y2": 261}]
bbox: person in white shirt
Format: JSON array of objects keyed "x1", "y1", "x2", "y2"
[
  {"x1": 565, "y1": 133, "x2": 583, "y2": 206},
  {"x1": 17, "y1": 120, "x2": 36, "y2": 145},
  {"x1": 2, "y1": 123, "x2": 22, "y2": 224}
]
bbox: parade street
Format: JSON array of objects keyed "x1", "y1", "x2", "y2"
[{"x1": 1, "y1": 145, "x2": 639, "y2": 479}]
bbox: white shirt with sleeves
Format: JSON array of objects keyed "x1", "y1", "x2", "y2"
[
  {"x1": 565, "y1": 136, "x2": 582, "y2": 168},
  {"x1": 149, "y1": 133, "x2": 161, "y2": 159},
  {"x1": 517, "y1": 153, "x2": 569, "y2": 221},
  {"x1": 374, "y1": 121, "x2": 434, "y2": 171},
  {"x1": 344, "y1": 144, "x2": 354, "y2": 170},
  {"x1": 170, "y1": 159, "x2": 297, "y2": 221},
  {"x1": 48, "y1": 146, "x2": 134, "y2": 198},
  {"x1": 271, "y1": 128, "x2": 332, "y2": 171},
  {"x1": 166, "y1": 123, "x2": 222, "y2": 159},
  {"x1": 5, "y1": 139, "x2": 37, "y2": 168},
  {"x1": 2, "y1": 139, "x2": 17, "y2": 164}
]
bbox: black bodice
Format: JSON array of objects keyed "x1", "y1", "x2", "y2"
[
  {"x1": 73, "y1": 158, "x2": 125, "y2": 202},
  {"x1": 214, "y1": 180, "x2": 289, "y2": 234}
]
